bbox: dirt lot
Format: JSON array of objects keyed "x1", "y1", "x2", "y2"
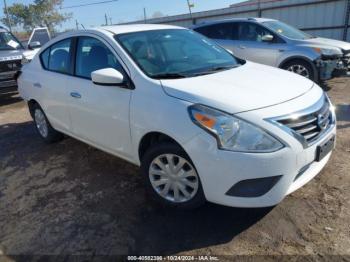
[{"x1": 0, "y1": 78, "x2": 349, "y2": 259}]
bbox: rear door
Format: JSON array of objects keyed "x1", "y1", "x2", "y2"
[
  {"x1": 194, "y1": 22, "x2": 241, "y2": 55},
  {"x1": 67, "y1": 35, "x2": 133, "y2": 158},
  {"x1": 38, "y1": 38, "x2": 73, "y2": 132}
]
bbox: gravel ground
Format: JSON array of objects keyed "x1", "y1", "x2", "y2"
[{"x1": 0, "y1": 78, "x2": 349, "y2": 259}]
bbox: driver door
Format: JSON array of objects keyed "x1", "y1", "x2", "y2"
[
  {"x1": 67, "y1": 36, "x2": 133, "y2": 158},
  {"x1": 234, "y1": 22, "x2": 287, "y2": 67}
]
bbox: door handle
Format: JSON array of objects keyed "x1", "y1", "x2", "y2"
[
  {"x1": 70, "y1": 92, "x2": 81, "y2": 99},
  {"x1": 278, "y1": 49, "x2": 285, "y2": 52},
  {"x1": 33, "y1": 83, "x2": 42, "y2": 88},
  {"x1": 238, "y1": 45, "x2": 246, "y2": 49}
]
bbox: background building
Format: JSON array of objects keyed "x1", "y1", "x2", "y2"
[{"x1": 123, "y1": 0, "x2": 350, "y2": 41}]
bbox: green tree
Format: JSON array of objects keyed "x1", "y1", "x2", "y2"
[{"x1": 1, "y1": 0, "x2": 72, "y2": 33}]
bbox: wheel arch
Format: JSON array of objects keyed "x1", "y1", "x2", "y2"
[
  {"x1": 27, "y1": 99, "x2": 40, "y2": 118},
  {"x1": 278, "y1": 56, "x2": 318, "y2": 81},
  {"x1": 138, "y1": 131, "x2": 185, "y2": 163}
]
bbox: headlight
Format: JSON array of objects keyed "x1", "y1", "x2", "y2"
[
  {"x1": 312, "y1": 47, "x2": 341, "y2": 56},
  {"x1": 188, "y1": 104, "x2": 284, "y2": 153},
  {"x1": 21, "y1": 56, "x2": 31, "y2": 65}
]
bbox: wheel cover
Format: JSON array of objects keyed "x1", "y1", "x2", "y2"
[
  {"x1": 149, "y1": 154, "x2": 199, "y2": 203},
  {"x1": 34, "y1": 109, "x2": 48, "y2": 138},
  {"x1": 287, "y1": 64, "x2": 310, "y2": 78}
]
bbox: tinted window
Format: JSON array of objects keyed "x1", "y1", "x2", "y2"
[
  {"x1": 0, "y1": 31, "x2": 23, "y2": 51},
  {"x1": 238, "y1": 22, "x2": 275, "y2": 42},
  {"x1": 48, "y1": 38, "x2": 72, "y2": 73},
  {"x1": 116, "y1": 29, "x2": 241, "y2": 78},
  {"x1": 40, "y1": 48, "x2": 50, "y2": 69},
  {"x1": 75, "y1": 37, "x2": 124, "y2": 79},
  {"x1": 28, "y1": 28, "x2": 51, "y2": 47},
  {"x1": 195, "y1": 23, "x2": 235, "y2": 40}
]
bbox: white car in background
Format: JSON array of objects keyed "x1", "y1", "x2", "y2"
[
  {"x1": 0, "y1": 26, "x2": 50, "y2": 88},
  {"x1": 18, "y1": 25, "x2": 336, "y2": 208}
]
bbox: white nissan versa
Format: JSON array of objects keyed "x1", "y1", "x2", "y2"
[{"x1": 18, "y1": 25, "x2": 336, "y2": 209}]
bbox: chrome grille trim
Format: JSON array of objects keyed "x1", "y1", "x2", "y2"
[{"x1": 266, "y1": 93, "x2": 336, "y2": 148}]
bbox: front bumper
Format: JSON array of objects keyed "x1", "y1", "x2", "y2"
[
  {"x1": 316, "y1": 56, "x2": 346, "y2": 80},
  {"x1": 0, "y1": 71, "x2": 18, "y2": 88},
  {"x1": 183, "y1": 88, "x2": 336, "y2": 208}
]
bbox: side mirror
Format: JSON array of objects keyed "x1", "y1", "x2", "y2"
[
  {"x1": 261, "y1": 34, "x2": 274, "y2": 42},
  {"x1": 91, "y1": 68, "x2": 126, "y2": 87},
  {"x1": 28, "y1": 41, "x2": 41, "y2": 50}
]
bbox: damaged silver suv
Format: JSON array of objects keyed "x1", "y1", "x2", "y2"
[{"x1": 193, "y1": 18, "x2": 349, "y2": 83}]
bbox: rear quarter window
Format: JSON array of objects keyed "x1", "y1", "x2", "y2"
[
  {"x1": 39, "y1": 38, "x2": 72, "y2": 74},
  {"x1": 40, "y1": 48, "x2": 50, "y2": 69}
]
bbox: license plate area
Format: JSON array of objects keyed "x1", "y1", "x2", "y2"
[{"x1": 315, "y1": 135, "x2": 335, "y2": 162}]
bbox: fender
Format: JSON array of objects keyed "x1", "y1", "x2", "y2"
[{"x1": 278, "y1": 55, "x2": 319, "y2": 82}]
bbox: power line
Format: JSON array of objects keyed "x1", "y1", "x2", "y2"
[{"x1": 60, "y1": 0, "x2": 118, "y2": 9}]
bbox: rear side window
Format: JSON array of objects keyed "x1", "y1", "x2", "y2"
[
  {"x1": 40, "y1": 48, "x2": 50, "y2": 69},
  {"x1": 195, "y1": 23, "x2": 236, "y2": 40},
  {"x1": 40, "y1": 38, "x2": 72, "y2": 74},
  {"x1": 75, "y1": 36, "x2": 124, "y2": 79}
]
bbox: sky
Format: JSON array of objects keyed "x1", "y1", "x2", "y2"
[{"x1": 0, "y1": 0, "x2": 245, "y2": 31}]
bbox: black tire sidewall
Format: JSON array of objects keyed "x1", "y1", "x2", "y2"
[
  {"x1": 141, "y1": 142, "x2": 206, "y2": 209},
  {"x1": 32, "y1": 104, "x2": 63, "y2": 143},
  {"x1": 283, "y1": 60, "x2": 316, "y2": 82}
]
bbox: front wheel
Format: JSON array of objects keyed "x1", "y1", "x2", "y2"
[
  {"x1": 141, "y1": 143, "x2": 206, "y2": 209},
  {"x1": 282, "y1": 59, "x2": 316, "y2": 82}
]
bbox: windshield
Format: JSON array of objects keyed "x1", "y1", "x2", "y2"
[
  {"x1": 115, "y1": 29, "x2": 241, "y2": 79},
  {"x1": 0, "y1": 31, "x2": 23, "y2": 51},
  {"x1": 263, "y1": 20, "x2": 314, "y2": 40}
]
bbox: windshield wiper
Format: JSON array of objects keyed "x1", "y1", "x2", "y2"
[
  {"x1": 191, "y1": 65, "x2": 239, "y2": 76},
  {"x1": 152, "y1": 73, "x2": 188, "y2": 79}
]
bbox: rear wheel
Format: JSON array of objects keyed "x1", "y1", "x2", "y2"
[
  {"x1": 282, "y1": 59, "x2": 316, "y2": 82},
  {"x1": 32, "y1": 103, "x2": 63, "y2": 143},
  {"x1": 141, "y1": 142, "x2": 206, "y2": 209}
]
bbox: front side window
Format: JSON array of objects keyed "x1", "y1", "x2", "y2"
[
  {"x1": 75, "y1": 37, "x2": 124, "y2": 79},
  {"x1": 43, "y1": 38, "x2": 72, "y2": 74},
  {"x1": 115, "y1": 29, "x2": 241, "y2": 79},
  {"x1": 263, "y1": 20, "x2": 313, "y2": 40},
  {"x1": 0, "y1": 31, "x2": 23, "y2": 51},
  {"x1": 238, "y1": 22, "x2": 274, "y2": 42}
]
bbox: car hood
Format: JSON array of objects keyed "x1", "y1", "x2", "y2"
[
  {"x1": 0, "y1": 49, "x2": 23, "y2": 61},
  {"x1": 161, "y1": 62, "x2": 314, "y2": 114},
  {"x1": 301, "y1": 37, "x2": 350, "y2": 52},
  {"x1": 22, "y1": 48, "x2": 40, "y2": 60}
]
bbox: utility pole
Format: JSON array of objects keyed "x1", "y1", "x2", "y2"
[
  {"x1": 105, "y1": 13, "x2": 108, "y2": 26},
  {"x1": 343, "y1": 0, "x2": 350, "y2": 40},
  {"x1": 143, "y1": 7, "x2": 147, "y2": 23},
  {"x1": 3, "y1": 0, "x2": 12, "y2": 32},
  {"x1": 75, "y1": 19, "x2": 79, "y2": 30},
  {"x1": 109, "y1": 17, "x2": 113, "y2": 25},
  {"x1": 257, "y1": 0, "x2": 262, "y2": 17},
  {"x1": 187, "y1": 0, "x2": 194, "y2": 25}
]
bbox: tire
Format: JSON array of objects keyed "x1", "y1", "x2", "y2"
[
  {"x1": 31, "y1": 103, "x2": 63, "y2": 143},
  {"x1": 282, "y1": 59, "x2": 316, "y2": 82},
  {"x1": 141, "y1": 142, "x2": 206, "y2": 209}
]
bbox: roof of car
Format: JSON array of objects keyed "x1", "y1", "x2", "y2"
[
  {"x1": 192, "y1": 17, "x2": 277, "y2": 28},
  {"x1": 97, "y1": 24, "x2": 184, "y2": 35}
]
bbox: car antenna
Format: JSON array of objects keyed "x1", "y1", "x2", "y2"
[{"x1": 80, "y1": 24, "x2": 86, "y2": 30}]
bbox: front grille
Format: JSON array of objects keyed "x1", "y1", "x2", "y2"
[
  {"x1": 0, "y1": 59, "x2": 22, "y2": 73},
  {"x1": 274, "y1": 96, "x2": 333, "y2": 147}
]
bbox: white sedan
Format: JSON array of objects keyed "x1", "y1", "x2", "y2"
[{"x1": 18, "y1": 24, "x2": 336, "y2": 208}]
